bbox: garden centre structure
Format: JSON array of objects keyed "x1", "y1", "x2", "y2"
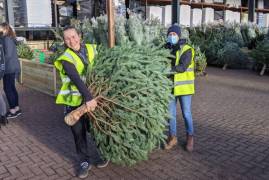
[
  {"x1": 0, "y1": 1, "x2": 269, "y2": 26},
  {"x1": 140, "y1": 0, "x2": 269, "y2": 27},
  {"x1": 0, "y1": 0, "x2": 268, "y2": 39}
]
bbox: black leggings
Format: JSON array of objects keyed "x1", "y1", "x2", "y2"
[
  {"x1": 3, "y1": 73, "x2": 19, "y2": 109},
  {"x1": 65, "y1": 106, "x2": 102, "y2": 163}
]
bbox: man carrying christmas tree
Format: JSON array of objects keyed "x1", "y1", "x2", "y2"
[
  {"x1": 54, "y1": 26, "x2": 109, "y2": 179},
  {"x1": 165, "y1": 24, "x2": 195, "y2": 152}
]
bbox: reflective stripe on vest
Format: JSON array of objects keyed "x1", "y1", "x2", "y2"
[
  {"x1": 54, "y1": 44, "x2": 97, "y2": 106},
  {"x1": 174, "y1": 80, "x2": 195, "y2": 86},
  {"x1": 174, "y1": 44, "x2": 195, "y2": 96},
  {"x1": 185, "y1": 68, "x2": 194, "y2": 72},
  {"x1": 58, "y1": 90, "x2": 81, "y2": 96},
  {"x1": 61, "y1": 76, "x2": 86, "y2": 83}
]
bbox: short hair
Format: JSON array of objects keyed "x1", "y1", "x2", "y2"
[{"x1": 63, "y1": 26, "x2": 81, "y2": 35}]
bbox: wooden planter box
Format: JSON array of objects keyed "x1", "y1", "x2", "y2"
[
  {"x1": 27, "y1": 40, "x2": 54, "y2": 50},
  {"x1": 19, "y1": 58, "x2": 61, "y2": 96}
]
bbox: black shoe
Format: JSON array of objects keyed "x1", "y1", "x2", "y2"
[
  {"x1": 6, "y1": 110, "x2": 21, "y2": 119},
  {"x1": 0, "y1": 115, "x2": 8, "y2": 125},
  {"x1": 77, "y1": 161, "x2": 92, "y2": 179},
  {"x1": 96, "y1": 159, "x2": 109, "y2": 168},
  {"x1": 16, "y1": 109, "x2": 22, "y2": 116}
]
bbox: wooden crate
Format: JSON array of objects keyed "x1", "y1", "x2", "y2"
[
  {"x1": 26, "y1": 40, "x2": 54, "y2": 50},
  {"x1": 19, "y1": 58, "x2": 61, "y2": 96}
]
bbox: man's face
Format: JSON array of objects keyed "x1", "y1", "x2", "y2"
[{"x1": 63, "y1": 29, "x2": 81, "y2": 51}]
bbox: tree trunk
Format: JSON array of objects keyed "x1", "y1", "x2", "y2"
[
  {"x1": 64, "y1": 104, "x2": 89, "y2": 126},
  {"x1": 260, "y1": 63, "x2": 267, "y2": 76},
  {"x1": 222, "y1": 64, "x2": 228, "y2": 70}
]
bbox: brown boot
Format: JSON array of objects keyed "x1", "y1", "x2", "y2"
[
  {"x1": 186, "y1": 134, "x2": 194, "y2": 152},
  {"x1": 165, "y1": 136, "x2": 177, "y2": 150}
]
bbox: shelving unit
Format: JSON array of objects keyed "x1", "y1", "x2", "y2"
[
  {"x1": 137, "y1": 0, "x2": 269, "y2": 26},
  {"x1": 141, "y1": 0, "x2": 269, "y2": 13}
]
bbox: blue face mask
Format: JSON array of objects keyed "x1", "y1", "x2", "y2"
[{"x1": 167, "y1": 35, "x2": 178, "y2": 45}]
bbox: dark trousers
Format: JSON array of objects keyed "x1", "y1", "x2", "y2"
[
  {"x1": 65, "y1": 106, "x2": 102, "y2": 164},
  {"x1": 3, "y1": 73, "x2": 19, "y2": 109}
]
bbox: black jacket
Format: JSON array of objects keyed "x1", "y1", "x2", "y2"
[
  {"x1": 165, "y1": 40, "x2": 192, "y2": 73},
  {"x1": 1, "y1": 36, "x2": 20, "y2": 74},
  {"x1": 0, "y1": 38, "x2": 5, "y2": 79}
]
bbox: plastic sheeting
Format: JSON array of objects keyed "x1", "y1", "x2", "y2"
[
  {"x1": 225, "y1": 10, "x2": 240, "y2": 23},
  {"x1": 180, "y1": 5, "x2": 191, "y2": 26},
  {"x1": 146, "y1": 6, "x2": 163, "y2": 24},
  {"x1": 162, "y1": 5, "x2": 171, "y2": 27},
  {"x1": 203, "y1": 8, "x2": 214, "y2": 24},
  {"x1": 25, "y1": 0, "x2": 52, "y2": 27},
  {"x1": 191, "y1": 8, "x2": 202, "y2": 27}
]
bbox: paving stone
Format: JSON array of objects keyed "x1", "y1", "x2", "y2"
[{"x1": 0, "y1": 67, "x2": 268, "y2": 179}]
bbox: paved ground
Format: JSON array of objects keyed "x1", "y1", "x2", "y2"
[{"x1": 0, "y1": 67, "x2": 269, "y2": 180}]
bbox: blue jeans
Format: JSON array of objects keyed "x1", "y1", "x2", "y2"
[{"x1": 168, "y1": 95, "x2": 194, "y2": 136}]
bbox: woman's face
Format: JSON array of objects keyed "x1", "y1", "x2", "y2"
[
  {"x1": 168, "y1": 32, "x2": 178, "y2": 37},
  {"x1": 167, "y1": 32, "x2": 179, "y2": 45},
  {"x1": 63, "y1": 29, "x2": 81, "y2": 51}
]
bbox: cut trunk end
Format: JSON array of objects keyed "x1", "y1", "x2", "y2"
[
  {"x1": 260, "y1": 64, "x2": 267, "y2": 76},
  {"x1": 222, "y1": 64, "x2": 228, "y2": 70}
]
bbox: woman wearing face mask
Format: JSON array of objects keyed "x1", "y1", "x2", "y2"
[{"x1": 165, "y1": 24, "x2": 195, "y2": 152}]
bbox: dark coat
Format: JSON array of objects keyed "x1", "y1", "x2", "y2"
[{"x1": 1, "y1": 36, "x2": 20, "y2": 74}]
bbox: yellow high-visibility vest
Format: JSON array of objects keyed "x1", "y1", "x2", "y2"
[
  {"x1": 174, "y1": 44, "x2": 195, "y2": 96},
  {"x1": 54, "y1": 44, "x2": 97, "y2": 106}
]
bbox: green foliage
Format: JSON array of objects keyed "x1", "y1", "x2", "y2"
[
  {"x1": 223, "y1": 23, "x2": 244, "y2": 47},
  {"x1": 142, "y1": 17, "x2": 164, "y2": 46},
  {"x1": 115, "y1": 16, "x2": 129, "y2": 45},
  {"x1": 49, "y1": 15, "x2": 168, "y2": 61},
  {"x1": 189, "y1": 27, "x2": 206, "y2": 50},
  {"x1": 240, "y1": 23, "x2": 267, "y2": 49},
  {"x1": 48, "y1": 41, "x2": 66, "y2": 62},
  {"x1": 16, "y1": 43, "x2": 33, "y2": 60},
  {"x1": 86, "y1": 43, "x2": 172, "y2": 166},
  {"x1": 217, "y1": 42, "x2": 247, "y2": 68},
  {"x1": 181, "y1": 26, "x2": 190, "y2": 40},
  {"x1": 251, "y1": 39, "x2": 269, "y2": 65},
  {"x1": 51, "y1": 28, "x2": 64, "y2": 42},
  {"x1": 92, "y1": 15, "x2": 109, "y2": 45},
  {"x1": 127, "y1": 14, "x2": 144, "y2": 45},
  {"x1": 188, "y1": 22, "x2": 267, "y2": 68},
  {"x1": 193, "y1": 46, "x2": 207, "y2": 75},
  {"x1": 81, "y1": 18, "x2": 96, "y2": 44}
]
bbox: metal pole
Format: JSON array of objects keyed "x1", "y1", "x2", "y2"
[
  {"x1": 248, "y1": 0, "x2": 255, "y2": 22},
  {"x1": 107, "y1": 0, "x2": 115, "y2": 48},
  {"x1": 172, "y1": 0, "x2": 180, "y2": 24},
  {"x1": 125, "y1": 0, "x2": 129, "y2": 19},
  {"x1": 6, "y1": 0, "x2": 14, "y2": 26},
  {"x1": 145, "y1": 0, "x2": 147, "y2": 20},
  {"x1": 54, "y1": 0, "x2": 58, "y2": 27},
  {"x1": 4, "y1": 0, "x2": 8, "y2": 22}
]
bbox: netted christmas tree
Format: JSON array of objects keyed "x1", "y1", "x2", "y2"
[
  {"x1": 84, "y1": 43, "x2": 172, "y2": 166},
  {"x1": 251, "y1": 39, "x2": 269, "y2": 65},
  {"x1": 217, "y1": 41, "x2": 247, "y2": 69}
]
